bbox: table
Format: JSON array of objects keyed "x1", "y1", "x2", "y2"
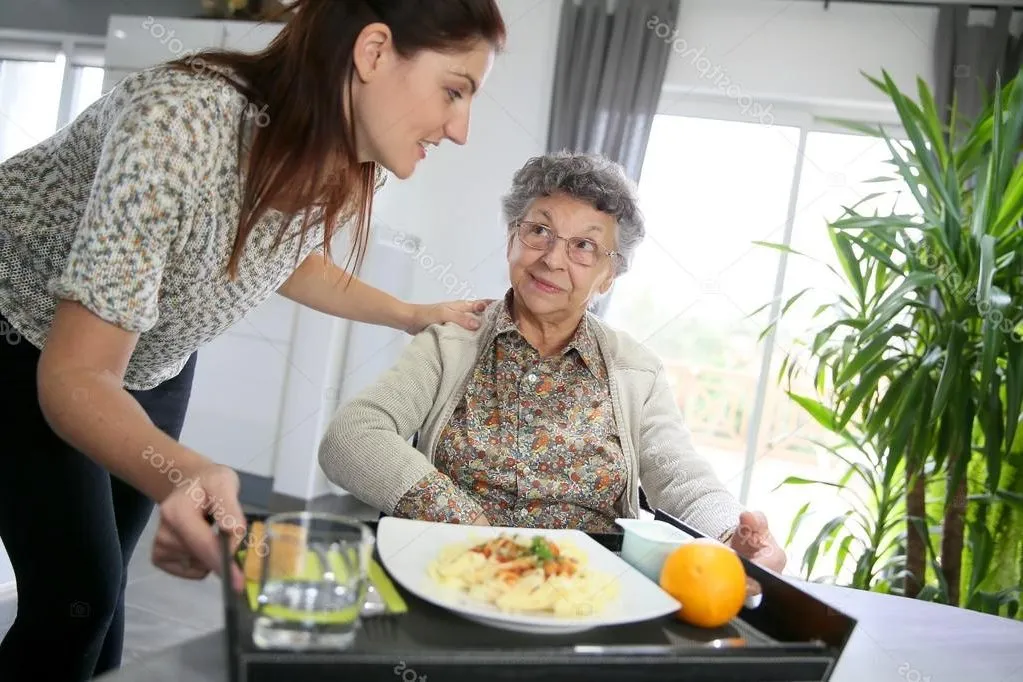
[{"x1": 98, "y1": 578, "x2": 1023, "y2": 682}]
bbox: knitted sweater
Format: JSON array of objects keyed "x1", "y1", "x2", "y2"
[
  {"x1": 0, "y1": 65, "x2": 324, "y2": 390},
  {"x1": 318, "y1": 302, "x2": 747, "y2": 541}
]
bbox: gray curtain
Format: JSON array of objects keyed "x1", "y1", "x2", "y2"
[
  {"x1": 547, "y1": 0, "x2": 681, "y2": 182},
  {"x1": 546, "y1": 0, "x2": 680, "y2": 316},
  {"x1": 934, "y1": 6, "x2": 1023, "y2": 128}
]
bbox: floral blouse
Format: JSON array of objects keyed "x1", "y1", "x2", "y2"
[{"x1": 393, "y1": 298, "x2": 628, "y2": 532}]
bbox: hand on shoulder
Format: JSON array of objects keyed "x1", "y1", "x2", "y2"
[{"x1": 404, "y1": 299, "x2": 495, "y2": 335}]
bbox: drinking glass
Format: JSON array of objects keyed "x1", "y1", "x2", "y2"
[{"x1": 251, "y1": 511, "x2": 374, "y2": 650}]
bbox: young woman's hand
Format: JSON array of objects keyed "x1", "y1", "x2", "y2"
[
  {"x1": 404, "y1": 299, "x2": 493, "y2": 334},
  {"x1": 150, "y1": 463, "x2": 247, "y2": 592}
]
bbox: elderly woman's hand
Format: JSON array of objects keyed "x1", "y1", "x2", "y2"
[
  {"x1": 724, "y1": 510, "x2": 786, "y2": 598},
  {"x1": 404, "y1": 299, "x2": 493, "y2": 335}
]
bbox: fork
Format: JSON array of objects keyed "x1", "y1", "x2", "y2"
[
  {"x1": 359, "y1": 583, "x2": 401, "y2": 640},
  {"x1": 362, "y1": 583, "x2": 389, "y2": 617},
  {"x1": 310, "y1": 542, "x2": 395, "y2": 620}
]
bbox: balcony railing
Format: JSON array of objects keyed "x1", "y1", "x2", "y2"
[{"x1": 662, "y1": 362, "x2": 833, "y2": 465}]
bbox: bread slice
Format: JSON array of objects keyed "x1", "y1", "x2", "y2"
[{"x1": 243, "y1": 520, "x2": 310, "y2": 583}]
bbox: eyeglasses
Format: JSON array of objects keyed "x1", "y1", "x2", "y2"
[{"x1": 514, "y1": 220, "x2": 621, "y2": 268}]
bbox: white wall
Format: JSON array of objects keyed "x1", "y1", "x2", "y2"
[{"x1": 658, "y1": 0, "x2": 939, "y2": 122}]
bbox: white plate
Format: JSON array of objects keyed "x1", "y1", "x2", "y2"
[{"x1": 376, "y1": 517, "x2": 682, "y2": 634}]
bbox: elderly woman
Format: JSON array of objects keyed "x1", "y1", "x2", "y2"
[{"x1": 319, "y1": 151, "x2": 785, "y2": 573}]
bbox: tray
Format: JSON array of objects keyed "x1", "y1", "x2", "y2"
[{"x1": 219, "y1": 508, "x2": 857, "y2": 682}]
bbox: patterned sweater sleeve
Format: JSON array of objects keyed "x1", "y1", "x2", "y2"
[
  {"x1": 49, "y1": 74, "x2": 221, "y2": 333},
  {"x1": 393, "y1": 470, "x2": 485, "y2": 524}
]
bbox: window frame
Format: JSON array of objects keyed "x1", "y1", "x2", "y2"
[
  {"x1": 0, "y1": 28, "x2": 106, "y2": 136},
  {"x1": 642, "y1": 88, "x2": 911, "y2": 505}
]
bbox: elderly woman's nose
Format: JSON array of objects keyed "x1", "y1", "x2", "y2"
[{"x1": 540, "y1": 240, "x2": 570, "y2": 268}]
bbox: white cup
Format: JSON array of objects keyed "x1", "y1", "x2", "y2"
[{"x1": 614, "y1": 518, "x2": 693, "y2": 582}]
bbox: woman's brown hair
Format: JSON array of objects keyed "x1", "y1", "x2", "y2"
[{"x1": 167, "y1": 0, "x2": 506, "y2": 280}]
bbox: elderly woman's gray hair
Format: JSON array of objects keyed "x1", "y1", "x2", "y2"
[{"x1": 500, "y1": 151, "x2": 645, "y2": 274}]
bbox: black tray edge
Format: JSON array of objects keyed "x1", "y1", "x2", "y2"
[{"x1": 652, "y1": 508, "x2": 859, "y2": 681}]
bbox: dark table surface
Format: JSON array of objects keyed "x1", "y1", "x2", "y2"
[{"x1": 97, "y1": 576, "x2": 1023, "y2": 682}]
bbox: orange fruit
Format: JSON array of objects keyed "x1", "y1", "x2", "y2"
[{"x1": 658, "y1": 538, "x2": 746, "y2": 628}]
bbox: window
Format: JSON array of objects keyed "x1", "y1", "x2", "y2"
[
  {"x1": 606, "y1": 108, "x2": 911, "y2": 576},
  {"x1": 0, "y1": 58, "x2": 63, "y2": 161},
  {"x1": 0, "y1": 35, "x2": 105, "y2": 162},
  {"x1": 68, "y1": 66, "x2": 106, "y2": 122}
]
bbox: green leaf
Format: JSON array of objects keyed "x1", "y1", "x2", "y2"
[
  {"x1": 995, "y1": 69, "x2": 1023, "y2": 191},
  {"x1": 977, "y1": 234, "x2": 997, "y2": 306},
  {"x1": 995, "y1": 489, "x2": 1023, "y2": 510},
  {"x1": 830, "y1": 230, "x2": 865, "y2": 304},
  {"x1": 883, "y1": 71, "x2": 961, "y2": 229},
  {"x1": 812, "y1": 319, "x2": 868, "y2": 352},
  {"x1": 972, "y1": 154, "x2": 995, "y2": 239},
  {"x1": 834, "y1": 326, "x2": 902, "y2": 386},
  {"x1": 909, "y1": 515, "x2": 950, "y2": 600},
  {"x1": 880, "y1": 134, "x2": 943, "y2": 238},
  {"x1": 817, "y1": 116, "x2": 884, "y2": 137},
  {"x1": 916, "y1": 76, "x2": 949, "y2": 168},
  {"x1": 979, "y1": 313, "x2": 1003, "y2": 406},
  {"x1": 776, "y1": 475, "x2": 844, "y2": 488},
  {"x1": 947, "y1": 394, "x2": 976, "y2": 502},
  {"x1": 1005, "y1": 340, "x2": 1023, "y2": 455},
  {"x1": 803, "y1": 513, "x2": 853, "y2": 578},
  {"x1": 530, "y1": 536, "x2": 555, "y2": 562},
  {"x1": 835, "y1": 534, "x2": 857, "y2": 576},
  {"x1": 861, "y1": 271, "x2": 940, "y2": 338},
  {"x1": 866, "y1": 363, "x2": 914, "y2": 442},
  {"x1": 751, "y1": 240, "x2": 814, "y2": 259},
  {"x1": 991, "y1": 71, "x2": 1003, "y2": 206},
  {"x1": 966, "y1": 522, "x2": 994, "y2": 602},
  {"x1": 955, "y1": 115, "x2": 993, "y2": 170},
  {"x1": 990, "y1": 161, "x2": 1023, "y2": 236},
  {"x1": 837, "y1": 356, "x2": 902, "y2": 430},
  {"x1": 944, "y1": 158, "x2": 963, "y2": 254},
  {"x1": 889, "y1": 359, "x2": 929, "y2": 474},
  {"x1": 930, "y1": 324, "x2": 965, "y2": 423},
  {"x1": 844, "y1": 232, "x2": 904, "y2": 274},
  {"x1": 785, "y1": 501, "x2": 812, "y2": 547},
  {"x1": 831, "y1": 213, "x2": 919, "y2": 233},
  {"x1": 981, "y1": 381, "x2": 1005, "y2": 499},
  {"x1": 935, "y1": 409, "x2": 955, "y2": 471},
  {"x1": 786, "y1": 392, "x2": 852, "y2": 441}
]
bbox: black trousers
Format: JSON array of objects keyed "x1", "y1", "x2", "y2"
[{"x1": 0, "y1": 311, "x2": 197, "y2": 681}]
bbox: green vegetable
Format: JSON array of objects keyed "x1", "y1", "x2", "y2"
[{"x1": 530, "y1": 536, "x2": 554, "y2": 562}]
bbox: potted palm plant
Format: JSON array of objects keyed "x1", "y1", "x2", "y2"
[{"x1": 760, "y1": 65, "x2": 1023, "y2": 617}]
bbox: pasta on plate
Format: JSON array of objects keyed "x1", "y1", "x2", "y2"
[{"x1": 427, "y1": 533, "x2": 620, "y2": 617}]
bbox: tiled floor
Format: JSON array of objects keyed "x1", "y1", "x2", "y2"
[{"x1": 0, "y1": 493, "x2": 380, "y2": 665}]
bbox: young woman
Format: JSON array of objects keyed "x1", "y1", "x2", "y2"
[{"x1": 0, "y1": 0, "x2": 506, "y2": 678}]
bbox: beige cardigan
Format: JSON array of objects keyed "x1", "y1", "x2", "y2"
[{"x1": 318, "y1": 302, "x2": 746, "y2": 540}]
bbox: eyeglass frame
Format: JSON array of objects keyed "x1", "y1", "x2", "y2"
[{"x1": 512, "y1": 219, "x2": 623, "y2": 269}]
